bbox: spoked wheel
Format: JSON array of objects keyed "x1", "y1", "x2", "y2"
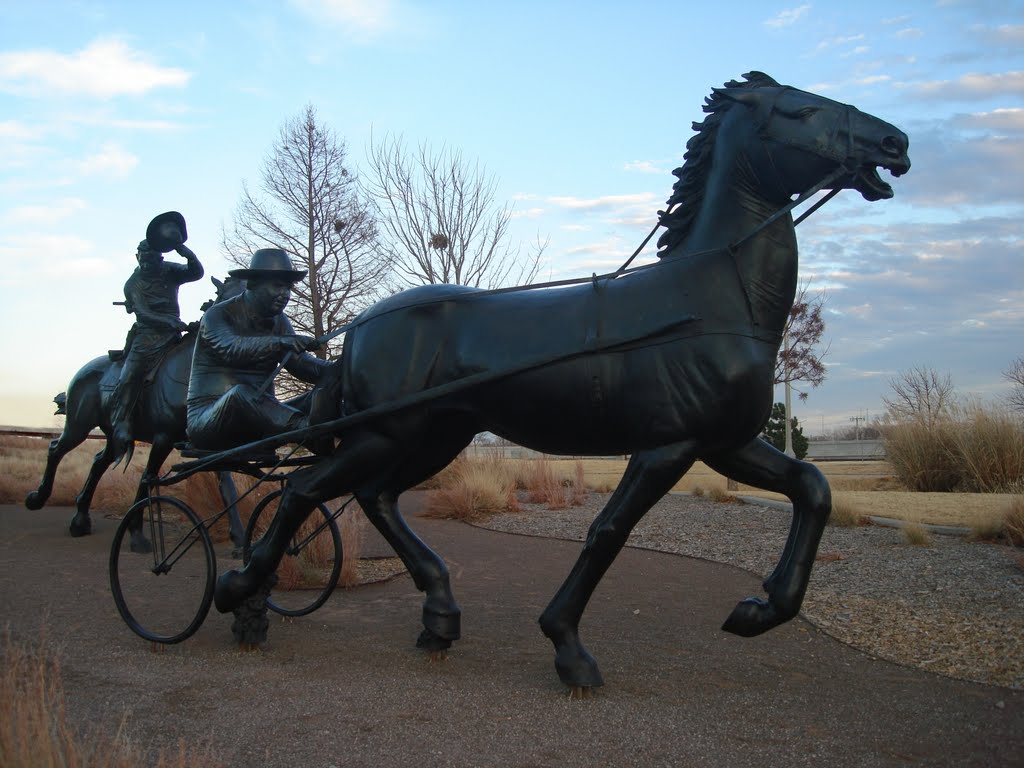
[
  {"x1": 109, "y1": 496, "x2": 216, "y2": 644},
  {"x1": 243, "y1": 489, "x2": 343, "y2": 617}
]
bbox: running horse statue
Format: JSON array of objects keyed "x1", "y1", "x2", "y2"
[
  {"x1": 26, "y1": 277, "x2": 247, "y2": 551},
  {"x1": 216, "y1": 72, "x2": 911, "y2": 689}
]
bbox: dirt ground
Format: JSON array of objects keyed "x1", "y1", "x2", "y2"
[{"x1": 2, "y1": 496, "x2": 1022, "y2": 768}]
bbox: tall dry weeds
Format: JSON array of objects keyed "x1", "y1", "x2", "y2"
[
  {"x1": 880, "y1": 406, "x2": 1024, "y2": 493},
  {"x1": 0, "y1": 629, "x2": 222, "y2": 767},
  {"x1": 425, "y1": 454, "x2": 519, "y2": 521}
]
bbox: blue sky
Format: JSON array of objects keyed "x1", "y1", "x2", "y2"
[{"x1": 1, "y1": 0, "x2": 1021, "y2": 435}]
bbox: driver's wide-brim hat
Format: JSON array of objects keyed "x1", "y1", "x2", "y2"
[{"x1": 229, "y1": 249, "x2": 307, "y2": 282}]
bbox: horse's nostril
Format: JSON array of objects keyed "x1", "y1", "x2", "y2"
[{"x1": 881, "y1": 135, "x2": 905, "y2": 156}]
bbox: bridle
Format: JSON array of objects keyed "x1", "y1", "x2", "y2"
[{"x1": 617, "y1": 87, "x2": 860, "y2": 274}]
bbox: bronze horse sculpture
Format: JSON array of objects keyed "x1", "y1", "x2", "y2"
[
  {"x1": 26, "y1": 277, "x2": 247, "y2": 551},
  {"x1": 216, "y1": 72, "x2": 911, "y2": 689}
]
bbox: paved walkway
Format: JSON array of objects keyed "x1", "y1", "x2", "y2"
[{"x1": 1, "y1": 496, "x2": 1021, "y2": 767}]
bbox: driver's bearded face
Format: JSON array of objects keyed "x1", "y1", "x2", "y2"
[{"x1": 247, "y1": 278, "x2": 293, "y2": 318}]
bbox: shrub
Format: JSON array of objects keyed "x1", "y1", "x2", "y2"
[
  {"x1": 690, "y1": 485, "x2": 705, "y2": 497},
  {"x1": 828, "y1": 499, "x2": 865, "y2": 527},
  {"x1": 1002, "y1": 496, "x2": 1024, "y2": 547},
  {"x1": 425, "y1": 455, "x2": 518, "y2": 521},
  {"x1": 706, "y1": 486, "x2": 736, "y2": 503},
  {"x1": 880, "y1": 405, "x2": 1024, "y2": 493},
  {"x1": 902, "y1": 523, "x2": 931, "y2": 547}
]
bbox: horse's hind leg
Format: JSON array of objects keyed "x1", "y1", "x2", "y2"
[
  {"x1": 356, "y1": 489, "x2": 461, "y2": 651},
  {"x1": 67, "y1": 438, "x2": 118, "y2": 537},
  {"x1": 539, "y1": 441, "x2": 696, "y2": 688},
  {"x1": 704, "y1": 438, "x2": 831, "y2": 638}
]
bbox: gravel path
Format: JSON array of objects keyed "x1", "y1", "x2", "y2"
[{"x1": 478, "y1": 492, "x2": 1024, "y2": 690}]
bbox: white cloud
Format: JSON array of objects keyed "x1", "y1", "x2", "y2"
[
  {"x1": 815, "y1": 34, "x2": 865, "y2": 53},
  {"x1": 763, "y1": 4, "x2": 811, "y2": 29},
  {"x1": 623, "y1": 160, "x2": 664, "y2": 174},
  {"x1": 3, "y1": 198, "x2": 87, "y2": 224},
  {"x1": 0, "y1": 120, "x2": 35, "y2": 140},
  {"x1": 900, "y1": 70, "x2": 1024, "y2": 102},
  {"x1": 0, "y1": 37, "x2": 190, "y2": 98},
  {"x1": 895, "y1": 27, "x2": 924, "y2": 39},
  {"x1": 78, "y1": 143, "x2": 138, "y2": 177},
  {"x1": 510, "y1": 207, "x2": 544, "y2": 219},
  {"x1": 547, "y1": 193, "x2": 656, "y2": 211},
  {"x1": 290, "y1": 0, "x2": 395, "y2": 32}
]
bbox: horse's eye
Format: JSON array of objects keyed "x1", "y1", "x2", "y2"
[{"x1": 797, "y1": 106, "x2": 820, "y2": 119}]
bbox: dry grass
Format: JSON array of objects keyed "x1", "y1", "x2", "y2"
[
  {"x1": 0, "y1": 629, "x2": 222, "y2": 768},
  {"x1": 828, "y1": 499, "x2": 866, "y2": 527},
  {"x1": 425, "y1": 454, "x2": 519, "y2": 521},
  {"x1": 902, "y1": 523, "x2": 932, "y2": 547},
  {"x1": 706, "y1": 486, "x2": 737, "y2": 504},
  {"x1": 972, "y1": 495, "x2": 1024, "y2": 547},
  {"x1": 881, "y1": 406, "x2": 1024, "y2": 493}
]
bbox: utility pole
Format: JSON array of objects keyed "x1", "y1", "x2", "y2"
[{"x1": 850, "y1": 414, "x2": 865, "y2": 441}]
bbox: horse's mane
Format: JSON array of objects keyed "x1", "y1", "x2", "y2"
[{"x1": 656, "y1": 71, "x2": 781, "y2": 255}]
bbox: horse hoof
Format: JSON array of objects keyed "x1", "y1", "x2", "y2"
[
  {"x1": 721, "y1": 597, "x2": 782, "y2": 638},
  {"x1": 128, "y1": 533, "x2": 152, "y2": 554},
  {"x1": 416, "y1": 628, "x2": 453, "y2": 653},
  {"x1": 69, "y1": 518, "x2": 92, "y2": 538},
  {"x1": 215, "y1": 569, "x2": 256, "y2": 614},
  {"x1": 554, "y1": 648, "x2": 604, "y2": 689},
  {"x1": 423, "y1": 602, "x2": 461, "y2": 641},
  {"x1": 25, "y1": 492, "x2": 45, "y2": 511}
]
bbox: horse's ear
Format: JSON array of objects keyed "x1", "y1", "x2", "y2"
[{"x1": 211, "y1": 276, "x2": 224, "y2": 291}]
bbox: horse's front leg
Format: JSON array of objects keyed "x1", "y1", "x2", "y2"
[
  {"x1": 26, "y1": 424, "x2": 91, "y2": 513},
  {"x1": 213, "y1": 431, "x2": 399, "y2": 613},
  {"x1": 539, "y1": 441, "x2": 696, "y2": 689},
  {"x1": 704, "y1": 438, "x2": 831, "y2": 637}
]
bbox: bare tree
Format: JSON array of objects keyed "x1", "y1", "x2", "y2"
[
  {"x1": 882, "y1": 366, "x2": 957, "y2": 426},
  {"x1": 222, "y1": 105, "x2": 388, "y2": 360},
  {"x1": 775, "y1": 284, "x2": 828, "y2": 401},
  {"x1": 363, "y1": 134, "x2": 545, "y2": 288},
  {"x1": 1004, "y1": 357, "x2": 1024, "y2": 412}
]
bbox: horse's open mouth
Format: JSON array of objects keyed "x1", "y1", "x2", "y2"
[{"x1": 852, "y1": 165, "x2": 895, "y2": 201}]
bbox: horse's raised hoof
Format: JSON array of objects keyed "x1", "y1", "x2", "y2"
[
  {"x1": 68, "y1": 516, "x2": 92, "y2": 538},
  {"x1": 422, "y1": 600, "x2": 461, "y2": 641},
  {"x1": 25, "y1": 491, "x2": 46, "y2": 511},
  {"x1": 721, "y1": 597, "x2": 784, "y2": 638},
  {"x1": 215, "y1": 568, "x2": 258, "y2": 614}
]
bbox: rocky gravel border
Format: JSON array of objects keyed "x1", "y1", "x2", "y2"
[{"x1": 477, "y1": 492, "x2": 1024, "y2": 690}]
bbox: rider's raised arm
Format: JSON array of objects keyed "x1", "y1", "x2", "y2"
[{"x1": 166, "y1": 244, "x2": 205, "y2": 285}]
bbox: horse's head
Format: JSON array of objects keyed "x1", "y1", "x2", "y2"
[
  {"x1": 200, "y1": 275, "x2": 247, "y2": 312},
  {"x1": 718, "y1": 71, "x2": 911, "y2": 202}
]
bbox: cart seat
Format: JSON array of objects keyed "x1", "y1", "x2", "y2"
[{"x1": 175, "y1": 442, "x2": 281, "y2": 466}]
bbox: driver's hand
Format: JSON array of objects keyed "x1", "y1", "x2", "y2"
[{"x1": 284, "y1": 335, "x2": 318, "y2": 354}]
